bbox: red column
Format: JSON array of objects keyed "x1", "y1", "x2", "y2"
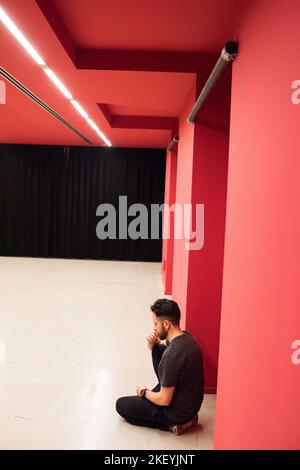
[
  {"x1": 171, "y1": 73, "x2": 230, "y2": 391},
  {"x1": 172, "y1": 83, "x2": 197, "y2": 327},
  {"x1": 161, "y1": 149, "x2": 178, "y2": 294}
]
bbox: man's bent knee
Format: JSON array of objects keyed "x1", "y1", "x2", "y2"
[
  {"x1": 116, "y1": 395, "x2": 146, "y2": 423},
  {"x1": 116, "y1": 397, "x2": 127, "y2": 418}
]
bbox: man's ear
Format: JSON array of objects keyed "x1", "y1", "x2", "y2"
[{"x1": 163, "y1": 319, "x2": 170, "y2": 330}]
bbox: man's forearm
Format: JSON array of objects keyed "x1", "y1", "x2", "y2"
[{"x1": 144, "y1": 389, "x2": 168, "y2": 406}]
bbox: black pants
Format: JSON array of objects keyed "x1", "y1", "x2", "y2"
[{"x1": 116, "y1": 344, "x2": 174, "y2": 431}]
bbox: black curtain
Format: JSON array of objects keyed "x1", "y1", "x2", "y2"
[{"x1": 0, "y1": 144, "x2": 166, "y2": 261}]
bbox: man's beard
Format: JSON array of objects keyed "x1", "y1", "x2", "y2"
[{"x1": 158, "y1": 326, "x2": 168, "y2": 340}]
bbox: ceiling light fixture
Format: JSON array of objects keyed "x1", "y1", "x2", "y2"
[
  {"x1": 87, "y1": 118, "x2": 112, "y2": 146},
  {"x1": 0, "y1": 6, "x2": 45, "y2": 65},
  {"x1": 96, "y1": 129, "x2": 112, "y2": 147},
  {"x1": 0, "y1": 6, "x2": 112, "y2": 146},
  {"x1": 70, "y1": 99, "x2": 89, "y2": 119},
  {"x1": 86, "y1": 118, "x2": 98, "y2": 132},
  {"x1": 43, "y1": 67, "x2": 73, "y2": 100}
]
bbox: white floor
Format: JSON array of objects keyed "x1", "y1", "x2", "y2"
[{"x1": 0, "y1": 257, "x2": 216, "y2": 450}]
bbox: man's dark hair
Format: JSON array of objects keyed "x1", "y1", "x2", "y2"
[{"x1": 150, "y1": 299, "x2": 181, "y2": 326}]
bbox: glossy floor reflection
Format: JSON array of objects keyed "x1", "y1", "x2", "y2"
[{"x1": 0, "y1": 257, "x2": 216, "y2": 449}]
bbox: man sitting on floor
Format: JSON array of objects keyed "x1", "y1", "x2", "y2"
[{"x1": 116, "y1": 298, "x2": 205, "y2": 435}]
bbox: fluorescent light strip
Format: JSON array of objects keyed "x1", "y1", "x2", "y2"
[
  {"x1": 96, "y1": 129, "x2": 112, "y2": 147},
  {"x1": 0, "y1": 7, "x2": 45, "y2": 65},
  {"x1": 0, "y1": 6, "x2": 111, "y2": 146},
  {"x1": 87, "y1": 119, "x2": 112, "y2": 146},
  {"x1": 43, "y1": 68, "x2": 73, "y2": 100},
  {"x1": 86, "y1": 118, "x2": 98, "y2": 132},
  {"x1": 70, "y1": 99, "x2": 89, "y2": 119}
]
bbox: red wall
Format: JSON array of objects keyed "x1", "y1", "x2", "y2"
[
  {"x1": 161, "y1": 149, "x2": 177, "y2": 295},
  {"x1": 171, "y1": 81, "x2": 196, "y2": 327},
  {"x1": 161, "y1": 150, "x2": 171, "y2": 292},
  {"x1": 186, "y1": 124, "x2": 229, "y2": 392},
  {"x1": 215, "y1": 0, "x2": 300, "y2": 449}
]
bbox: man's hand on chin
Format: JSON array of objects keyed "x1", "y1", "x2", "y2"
[{"x1": 146, "y1": 331, "x2": 160, "y2": 350}]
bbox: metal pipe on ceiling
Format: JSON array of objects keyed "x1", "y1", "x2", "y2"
[
  {"x1": 0, "y1": 66, "x2": 92, "y2": 145},
  {"x1": 167, "y1": 134, "x2": 179, "y2": 152},
  {"x1": 187, "y1": 41, "x2": 238, "y2": 124}
]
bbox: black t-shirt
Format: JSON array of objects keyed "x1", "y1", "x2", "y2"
[{"x1": 158, "y1": 331, "x2": 204, "y2": 423}]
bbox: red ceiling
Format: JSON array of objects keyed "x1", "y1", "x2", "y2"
[
  {"x1": 0, "y1": 0, "x2": 235, "y2": 148},
  {"x1": 53, "y1": 0, "x2": 235, "y2": 52}
]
